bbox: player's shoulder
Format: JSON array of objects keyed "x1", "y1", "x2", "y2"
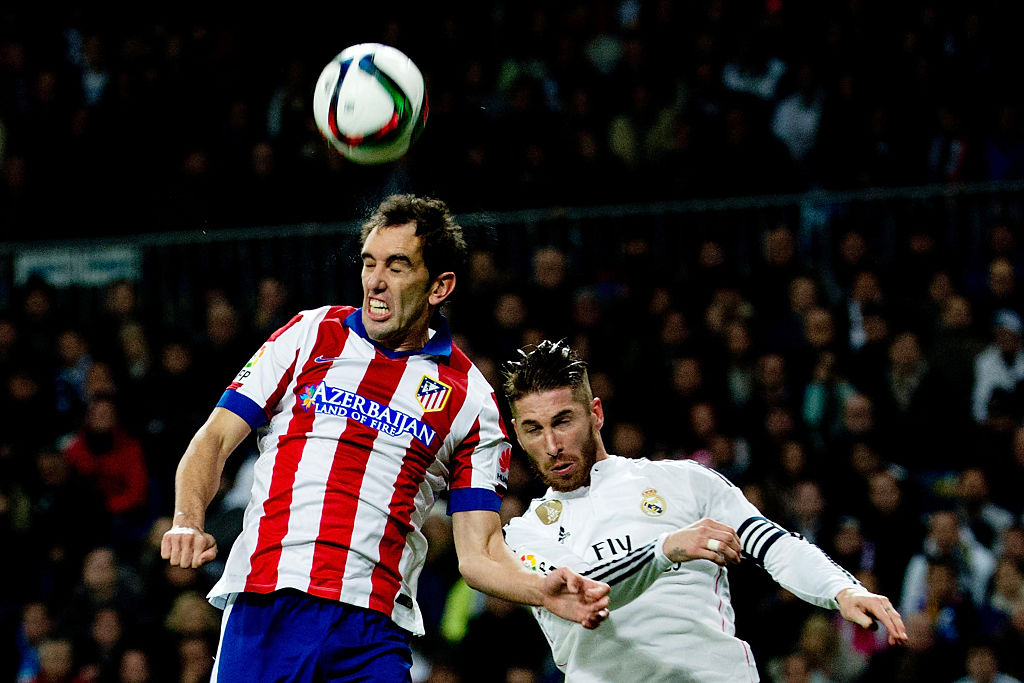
[
  {"x1": 272, "y1": 305, "x2": 354, "y2": 330},
  {"x1": 503, "y1": 495, "x2": 556, "y2": 535},
  {"x1": 259, "y1": 306, "x2": 357, "y2": 350},
  {"x1": 319, "y1": 304, "x2": 358, "y2": 321},
  {"x1": 610, "y1": 455, "x2": 735, "y2": 487},
  {"x1": 445, "y1": 341, "x2": 476, "y2": 375},
  {"x1": 446, "y1": 342, "x2": 496, "y2": 394}
]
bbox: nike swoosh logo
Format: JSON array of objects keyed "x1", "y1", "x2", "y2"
[{"x1": 314, "y1": 355, "x2": 344, "y2": 364}]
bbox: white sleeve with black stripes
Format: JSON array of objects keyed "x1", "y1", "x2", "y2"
[
  {"x1": 503, "y1": 516, "x2": 675, "y2": 611},
  {"x1": 701, "y1": 467, "x2": 861, "y2": 610}
]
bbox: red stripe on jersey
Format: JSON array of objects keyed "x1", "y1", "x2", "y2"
[
  {"x1": 450, "y1": 417, "x2": 482, "y2": 490},
  {"x1": 226, "y1": 381, "x2": 242, "y2": 391},
  {"x1": 450, "y1": 343, "x2": 511, "y2": 444},
  {"x1": 267, "y1": 313, "x2": 304, "y2": 342},
  {"x1": 307, "y1": 353, "x2": 408, "y2": 601},
  {"x1": 368, "y1": 361, "x2": 470, "y2": 613},
  {"x1": 244, "y1": 309, "x2": 347, "y2": 592}
]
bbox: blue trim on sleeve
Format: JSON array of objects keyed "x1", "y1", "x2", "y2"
[
  {"x1": 217, "y1": 390, "x2": 268, "y2": 430},
  {"x1": 447, "y1": 488, "x2": 502, "y2": 514}
]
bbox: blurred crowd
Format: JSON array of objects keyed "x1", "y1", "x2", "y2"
[
  {"x1": 5, "y1": 212, "x2": 1024, "y2": 682},
  {"x1": 5, "y1": 2, "x2": 1024, "y2": 683},
  {"x1": 2, "y1": 1, "x2": 1024, "y2": 240}
]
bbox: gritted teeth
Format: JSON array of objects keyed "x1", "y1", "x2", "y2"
[{"x1": 369, "y1": 300, "x2": 389, "y2": 313}]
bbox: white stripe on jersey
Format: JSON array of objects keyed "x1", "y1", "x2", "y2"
[{"x1": 338, "y1": 363, "x2": 422, "y2": 608}]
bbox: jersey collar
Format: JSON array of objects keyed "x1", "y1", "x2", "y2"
[{"x1": 344, "y1": 308, "x2": 453, "y2": 359}]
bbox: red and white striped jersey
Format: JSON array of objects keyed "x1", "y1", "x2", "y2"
[{"x1": 208, "y1": 305, "x2": 511, "y2": 635}]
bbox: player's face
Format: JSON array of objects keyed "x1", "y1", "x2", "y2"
[
  {"x1": 513, "y1": 387, "x2": 604, "y2": 492},
  {"x1": 360, "y1": 223, "x2": 452, "y2": 351}
]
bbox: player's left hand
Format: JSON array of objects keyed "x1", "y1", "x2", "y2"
[
  {"x1": 542, "y1": 566, "x2": 611, "y2": 630},
  {"x1": 836, "y1": 586, "x2": 908, "y2": 646}
]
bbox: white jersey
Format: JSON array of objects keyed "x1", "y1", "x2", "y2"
[
  {"x1": 503, "y1": 455, "x2": 859, "y2": 683},
  {"x1": 209, "y1": 305, "x2": 511, "y2": 635}
]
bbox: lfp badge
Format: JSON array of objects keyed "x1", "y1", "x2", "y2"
[{"x1": 416, "y1": 375, "x2": 452, "y2": 412}]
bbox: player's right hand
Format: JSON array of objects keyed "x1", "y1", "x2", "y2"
[
  {"x1": 542, "y1": 566, "x2": 611, "y2": 629},
  {"x1": 663, "y1": 518, "x2": 742, "y2": 566},
  {"x1": 161, "y1": 525, "x2": 218, "y2": 569}
]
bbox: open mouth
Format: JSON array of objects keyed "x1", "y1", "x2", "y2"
[
  {"x1": 551, "y1": 461, "x2": 576, "y2": 476},
  {"x1": 367, "y1": 299, "x2": 390, "y2": 319}
]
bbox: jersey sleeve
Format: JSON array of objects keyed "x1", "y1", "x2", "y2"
[
  {"x1": 504, "y1": 509, "x2": 675, "y2": 610},
  {"x1": 447, "y1": 389, "x2": 511, "y2": 514},
  {"x1": 216, "y1": 312, "x2": 308, "y2": 429},
  {"x1": 690, "y1": 463, "x2": 860, "y2": 609}
]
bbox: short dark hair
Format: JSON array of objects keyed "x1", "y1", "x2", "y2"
[
  {"x1": 502, "y1": 340, "x2": 592, "y2": 411},
  {"x1": 361, "y1": 194, "x2": 467, "y2": 280}
]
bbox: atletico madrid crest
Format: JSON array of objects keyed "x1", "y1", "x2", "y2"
[{"x1": 416, "y1": 375, "x2": 452, "y2": 412}]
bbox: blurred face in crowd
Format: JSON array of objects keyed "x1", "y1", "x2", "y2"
[
  {"x1": 844, "y1": 394, "x2": 873, "y2": 433},
  {"x1": 360, "y1": 223, "x2": 454, "y2": 351},
  {"x1": 929, "y1": 510, "x2": 960, "y2": 552},
  {"x1": 672, "y1": 357, "x2": 703, "y2": 394},
  {"x1": 966, "y1": 646, "x2": 999, "y2": 682},
  {"x1": 86, "y1": 398, "x2": 118, "y2": 433},
  {"x1": 512, "y1": 386, "x2": 604, "y2": 492},
  {"x1": 803, "y1": 308, "x2": 834, "y2": 348},
  {"x1": 38, "y1": 639, "x2": 74, "y2": 680},
  {"x1": 995, "y1": 325, "x2": 1021, "y2": 355},
  {"x1": 788, "y1": 276, "x2": 817, "y2": 314},
  {"x1": 958, "y1": 467, "x2": 989, "y2": 504},
  {"x1": 532, "y1": 247, "x2": 566, "y2": 289},
  {"x1": 764, "y1": 227, "x2": 795, "y2": 266},
  {"x1": 57, "y1": 330, "x2": 88, "y2": 365},
  {"x1": 868, "y1": 471, "x2": 900, "y2": 515},
  {"x1": 106, "y1": 280, "x2": 137, "y2": 316},
  {"x1": 839, "y1": 231, "x2": 866, "y2": 267},
  {"x1": 889, "y1": 332, "x2": 922, "y2": 372},
  {"x1": 725, "y1": 321, "x2": 751, "y2": 357},
  {"x1": 757, "y1": 354, "x2": 785, "y2": 388},
  {"x1": 119, "y1": 650, "x2": 151, "y2": 683},
  {"x1": 83, "y1": 547, "x2": 118, "y2": 592},
  {"x1": 942, "y1": 296, "x2": 971, "y2": 330},
  {"x1": 989, "y1": 257, "x2": 1015, "y2": 297}
]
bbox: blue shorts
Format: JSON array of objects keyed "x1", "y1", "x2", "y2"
[{"x1": 212, "y1": 589, "x2": 412, "y2": 683}]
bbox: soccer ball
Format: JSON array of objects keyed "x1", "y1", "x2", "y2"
[{"x1": 313, "y1": 43, "x2": 428, "y2": 165}]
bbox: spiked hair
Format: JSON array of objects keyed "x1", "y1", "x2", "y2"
[{"x1": 502, "y1": 340, "x2": 592, "y2": 412}]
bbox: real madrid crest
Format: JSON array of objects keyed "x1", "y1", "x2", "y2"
[
  {"x1": 536, "y1": 500, "x2": 563, "y2": 525},
  {"x1": 640, "y1": 488, "x2": 666, "y2": 516}
]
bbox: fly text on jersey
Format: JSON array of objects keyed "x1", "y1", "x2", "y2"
[
  {"x1": 299, "y1": 381, "x2": 437, "y2": 447},
  {"x1": 591, "y1": 535, "x2": 633, "y2": 561}
]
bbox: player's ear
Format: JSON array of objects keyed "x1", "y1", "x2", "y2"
[
  {"x1": 590, "y1": 397, "x2": 604, "y2": 430},
  {"x1": 428, "y1": 272, "x2": 455, "y2": 306},
  {"x1": 510, "y1": 419, "x2": 526, "y2": 449}
]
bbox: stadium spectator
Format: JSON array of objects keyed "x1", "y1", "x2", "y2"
[
  {"x1": 955, "y1": 467, "x2": 1015, "y2": 551},
  {"x1": 901, "y1": 508, "x2": 997, "y2": 613},
  {"x1": 953, "y1": 642, "x2": 1023, "y2": 683},
  {"x1": 63, "y1": 396, "x2": 149, "y2": 548},
  {"x1": 973, "y1": 309, "x2": 1024, "y2": 425}
]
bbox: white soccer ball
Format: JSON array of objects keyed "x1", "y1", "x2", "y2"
[{"x1": 313, "y1": 43, "x2": 428, "y2": 165}]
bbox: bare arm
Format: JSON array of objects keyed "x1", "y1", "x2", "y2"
[
  {"x1": 452, "y1": 509, "x2": 610, "y2": 629},
  {"x1": 161, "y1": 407, "x2": 251, "y2": 568}
]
